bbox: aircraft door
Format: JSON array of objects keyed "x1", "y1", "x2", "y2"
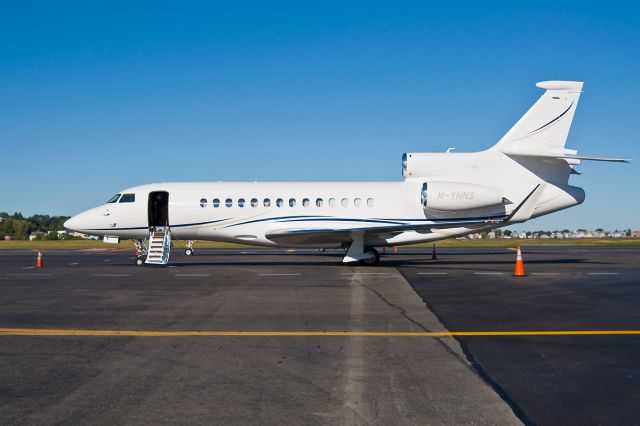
[{"x1": 148, "y1": 191, "x2": 169, "y2": 228}]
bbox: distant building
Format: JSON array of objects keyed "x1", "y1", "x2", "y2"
[{"x1": 28, "y1": 231, "x2": 46, "y2": 241}]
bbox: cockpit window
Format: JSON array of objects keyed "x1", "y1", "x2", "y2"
[
  {"x1": 106, "y1": 194, "x2": 121, "y2": 203},
  {"x1": 119, "y1": 193, "x2": 135, "y2": 203}
]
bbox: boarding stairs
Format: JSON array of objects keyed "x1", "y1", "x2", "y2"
[{"x1": 145, "y1": 226, "x2": 172, "y2": 265}]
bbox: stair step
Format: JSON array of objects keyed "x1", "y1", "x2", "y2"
[{"x1": 145, "y1": 228, "x2": 171, "y2": 265}]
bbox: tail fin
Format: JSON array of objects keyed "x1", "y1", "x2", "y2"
[{"x1": 494, "y1": 81, "x2": 583, "y2": 157}]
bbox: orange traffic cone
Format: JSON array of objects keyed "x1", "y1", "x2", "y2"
[
  {"x1": 513, "y1": 246, "x2": 526, "y2": 277},
  {"x1": 393, "y1": 246, "x2": 398, "y2": 254},
  {"x1": 36, "y1": 250, "x2": 43, "y2": 269},
  {"x1": 431, "y1": 244, "x2": 438, "y2": 260}
]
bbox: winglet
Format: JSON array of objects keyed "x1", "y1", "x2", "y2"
[{"x1": 504, "y1": 184, "x2": 546, "y2": 223}]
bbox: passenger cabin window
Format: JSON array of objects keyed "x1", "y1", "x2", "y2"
[
  {"x1": 315, "y1": 198, "x2": 323, "y2": 207},
  {"x1": 302, "y1": 198, "x2": 310, "y2": 207},
  {"x1": 119, "y1": 193, "x2": 135, "y2": 203},
  {"x1": 341, "y1": 198, "x2": 349, "y2": 207},
  {"x1": 289, "y1": 198, "x2": 296, "y2": 207},
  {"x1": 251, "y1": 198, "x2": 258, "y2": 207},
  {"x1": 200, "y1": 198, "x2": 207, "y2": 208},
  {"x1": 329, "y1": 198, "x2": 336, "y2": 207},
  {"x1": 276, "y1": 198, "x2": 284, "y2": 207},
  {"x1": 212, "y1": 198, "x2": 220, "y2": 208},
  {"x1": 367, "y1": 198, "x2": 374, "y2": 207},
  {"x1": 354, "y1": 198, "x2": 362, "y2": 207},
  {"x1": 225, "y1": 198, "x2": 233, "y2": 207},
  {"x1": 106, "y1": 194, "x2": 121, "y2": 203},
  {"x1": 238, "y1": 198, "x2": 245, "y2": 208},
  {"x1": 264, "y1": 198, "x2": 271, "y2": 207}
]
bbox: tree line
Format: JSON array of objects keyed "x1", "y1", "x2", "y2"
[{"x1": 0, "y1": 212, "x2": 72, "y2": 240}]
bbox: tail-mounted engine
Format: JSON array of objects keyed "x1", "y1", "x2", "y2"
[{"x1": 420, "y1": 181, "x2": 505, "y2": 211}]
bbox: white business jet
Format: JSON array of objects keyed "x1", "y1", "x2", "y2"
[{"x1": 65, "y1": 81, "x2": 627, "y2": 266}]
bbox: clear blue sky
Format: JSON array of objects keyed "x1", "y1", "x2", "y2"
[{"x1": 1, "y1": 1, "x2": 638, "y2": 230}]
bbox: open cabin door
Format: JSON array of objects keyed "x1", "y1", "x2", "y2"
[
  {"x1": 148, "y1": 191, "x2": 169, "y2": 228},
  {"x1": 145, "y1": 191, "x2": 172, "y2": 265}
]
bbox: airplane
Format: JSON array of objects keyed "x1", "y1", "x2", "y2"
[{"x1": 64, "y1": 81, "x2": 628, "y2": 266}]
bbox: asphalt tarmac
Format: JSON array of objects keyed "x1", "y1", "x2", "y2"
[{"x1": 0, "y1": 246, "x2": 638, "y2": 425}]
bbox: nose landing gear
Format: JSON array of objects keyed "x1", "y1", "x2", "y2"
[
  {"x1": 185, "y1": 240, "x2": 195, "y2": 256},
  {"x1": 134, "y1": 240, "x2": 148, "y2": 266}
]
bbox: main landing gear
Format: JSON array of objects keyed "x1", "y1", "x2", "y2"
[
  {"x1": 342, "y1": 232, "x2": 381, "y2": 266},
  {"x1": 360, "y1": 247, "x2": 381, "y2": 266}
]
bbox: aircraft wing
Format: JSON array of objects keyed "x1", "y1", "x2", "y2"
[
  {"x1": 265, "y1": 217, "x2": 506, "y2": 246},
  {"x1": 265, "y1": 185, "x2": 543, "y2": 246}
]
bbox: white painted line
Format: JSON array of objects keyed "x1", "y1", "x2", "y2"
[
  {"x1": 69, "y1": 262, "x2": 79, "y2": 266},
  {"x1": 532, "y1": 272, "x2": 561, "y2": 276},
  {"x1": 103, "y1": 259, "x2": 111, "y2": 262},
  {"x1": 588, "y1": 272, "x2": 620, "y2": 275},
  {"x1": 259, "y1": 273, "x2": 301, "y2": 276},
  {"x1": 418, "y1": 272, "x2": 448, "y2": 275},
  {"x1": 240, "y1": 251, "x2": 256, "y2": 254},
  {"x1": 474, "y1": 272, "x2": 505, "y2": 275},
  {"x1": 175, "y1": 274, "x2": 211, "y2": 277},
  {"x1": 343, "y1": 272, "x2": 390, "y2": 275},
  {"x1": 91, "y1": 274, "x2": 131, "y2": 277},
  {"x1": 21, "y1": 266, "x2": 35, "y2": 270},
  {"x1": 6, "y1": 273, "x2": 52, "y2": 276}
]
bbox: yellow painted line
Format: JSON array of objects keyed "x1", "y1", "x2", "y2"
[{"x1": 1, "y1": 328, "x2": 640, "y2": 337}]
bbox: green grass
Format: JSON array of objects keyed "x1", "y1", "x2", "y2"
[
  {"x1": 410, "y1": 238, "x2": 640, "y2": 247},
  {"x1": 1, "y1": 238, "x2": 638, "y2": 251},
  {"x1": 0, "y1": 240, "x2": 251, "y2": 250}
]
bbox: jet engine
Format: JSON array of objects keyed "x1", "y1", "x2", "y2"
[{"x1": 420, "y1": 181, "x2": 505, "y2": 211}]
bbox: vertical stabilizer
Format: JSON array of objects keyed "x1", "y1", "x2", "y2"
[{"x1": 495, "y1": 81, "x2": 583, "y2": 157}]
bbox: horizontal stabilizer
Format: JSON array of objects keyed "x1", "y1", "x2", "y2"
[{"x1": 504, "y1": 149, "x2": 630, "y2": 163}]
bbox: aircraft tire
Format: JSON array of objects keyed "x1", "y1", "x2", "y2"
[
  {"x1": 135, "y1": 256, "x2": 145, "y2": 266},
  {"x1": 361, "y1": 247, "x2": 380, "y2": 266},
  {"x1": 185, "y1": 248, "x2": 194, "y2": 256}
]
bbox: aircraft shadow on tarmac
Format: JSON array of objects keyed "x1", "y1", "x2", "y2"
[
  {"x1": 383, "y1": 258, "x2": 612, "y2": 266},
  {"x1": 127, "y1": 252, "x2": 613, "y2": 268}
]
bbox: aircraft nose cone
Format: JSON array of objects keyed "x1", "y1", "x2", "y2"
[{"x1": 64, "y1": 216, "x2": 79, "y2": 232}]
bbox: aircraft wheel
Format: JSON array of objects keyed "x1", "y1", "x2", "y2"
[
  {"x1": 135, "y1": 256, "x2": 145, "y2": 266},
  {"x1": 185, "y1": 248, "x2": 194, "y2": 256},
  {"x1": 360, "y1": 248, "x2": 380, "y2": 266}
]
